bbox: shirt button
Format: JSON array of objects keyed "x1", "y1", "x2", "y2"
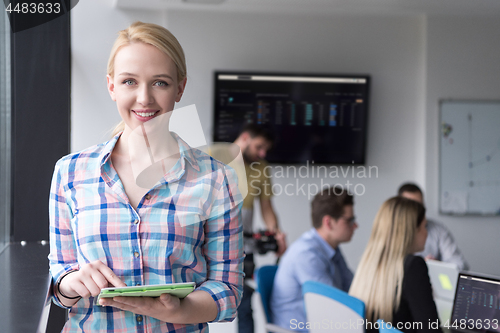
[
  {"x1": 136, "y1": 315, "x2": 143, "y2": 323},
  {"x1": 134, "y1": 251, "x2": 140, "y2": 258},
  {"x1": 145, "y1": 194, "x2": 151, "y2": 200},
  {"x1": 133, "y1": 219, "x2": 139, "y2": 225}
]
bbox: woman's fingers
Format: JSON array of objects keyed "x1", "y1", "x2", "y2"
[
  {"x1": 76, "y1": 262, "x2": 104, "y2": 296},
  {"x1": 91, "y1": 270, "x2": 110, "y2": 290},
  {"x1": 96, "y1": 263, "x2": 127, "y2": 288},
  {"x1": 159, "y1": 293, "x2": 181, "y2": 311},
  {"x1": 61, "y1": 260, "x2": 126, "y2": 298},
  {"x1": 72, "y1": 280, "x2": 95, "y2": 298},
  {"x1": 83, "y1": 276, "x2": 102, "y2": 297}
]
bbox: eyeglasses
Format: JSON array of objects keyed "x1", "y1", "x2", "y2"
[{"x1": 341, "y1": 216, "x2": 357, "y2": 226}]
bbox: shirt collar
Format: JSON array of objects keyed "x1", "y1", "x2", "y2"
[
  {"x1": 99, "y1": 132, "x2": 120, "y2": 167},
  {"x1": 173, "y1": 132, "x2": 200, "y2": 172},
  {"x1": 310, "y1": 228, "x2": 337, "y2": 261},
  {"x1": 99, "y1": 131, "x2": 200, "y2": 173}
]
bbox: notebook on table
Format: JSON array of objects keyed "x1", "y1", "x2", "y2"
[
  {"x1": 427, "y1": 260, "x2": 459, "y2": 301},
  {"x1": 426, "y1": 260, "x2": 460, "y2": 324}
]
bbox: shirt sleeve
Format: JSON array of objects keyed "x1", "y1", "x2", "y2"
[
  {"x1": 435, "y1": 224, "x2": 469, "y2": 271},
  {"x1": 47, "y1": 160, "x2": 80, "y2": 309},
  {"x1": 197, "y1": 165, "x2": 245, "y2": 323},
  {"x1": 402, "y1": 256, "x2": 443, "y2": 332}
]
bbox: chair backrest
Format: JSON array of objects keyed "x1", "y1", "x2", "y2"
[
  {"x1": 255, "y1": 265, "x2": 279, "y2": 324},
  {"x1": 377, "y1": 319, "x2": 403, "y2": 333},
  {"x1": 302, "y1": 280, "x2": 365, "y2": 333}
]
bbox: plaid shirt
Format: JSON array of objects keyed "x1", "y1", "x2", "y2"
[{"x1": 48, "y1": 133, "x2": 244, "y2": 333}]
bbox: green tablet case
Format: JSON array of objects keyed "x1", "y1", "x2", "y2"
[{"x1": 97, "y1": 282, "x2": 195, "y2": 305}]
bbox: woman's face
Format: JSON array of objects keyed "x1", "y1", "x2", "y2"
[
  {"x1": 106, "y1": 42, "x2": 186, "y2": 131},
  {"x1": 412, "y1": 218, "x2": 428, "y2": 253}
]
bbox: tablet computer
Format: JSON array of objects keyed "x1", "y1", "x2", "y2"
[{"x1": 97, "y1": 282, "x2": 196, "y2": 305}]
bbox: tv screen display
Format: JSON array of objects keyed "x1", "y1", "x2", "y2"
[{"x1": 212, "y1": 72, "x2": 370, "y2": 164}]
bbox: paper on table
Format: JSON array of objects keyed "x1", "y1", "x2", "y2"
[{"x1": 438, "y1": 273, "x2": 454, "y2": 291}]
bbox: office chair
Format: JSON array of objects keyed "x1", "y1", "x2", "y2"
[
  {"x1": 302, "y1": 280, "x2": 366, "y2": 333},
  {"x1": 255, "y1": 265, "x2": 294, "y2": 333},
  {"x1": 377, "y1": 319, "x2": 403, "y2": 332}
]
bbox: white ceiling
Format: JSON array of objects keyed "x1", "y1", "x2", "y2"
[{"x1": 114, "y1": 0, "x2": 500, "y2": 17}]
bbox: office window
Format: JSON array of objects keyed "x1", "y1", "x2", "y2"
[{"x1": 0, "y1": 10, "x2": 11, "y2": 253}]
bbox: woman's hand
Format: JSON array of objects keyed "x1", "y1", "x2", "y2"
[
  {"x1": 58, "y1": 260, "x2": 126, "y2": 302},
  {"x1": 99, "y1": 293, "x2": 182, "y2": 322},
  {"x1": 99, "y1": 290, "x2": 218, "y2": 324}
]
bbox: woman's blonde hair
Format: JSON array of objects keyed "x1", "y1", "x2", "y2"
[
  {"x1": 349, "y1": 196, "x2": 426, "y2": 323},
  {"x1": 108, "y1": 21, "x2": 187, "y2": 137}
]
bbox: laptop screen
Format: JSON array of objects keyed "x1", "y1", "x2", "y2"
[{"x1": 450, "y1": 272, "x2": 500, "y2": 332}]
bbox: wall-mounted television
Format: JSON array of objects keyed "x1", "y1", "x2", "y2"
[{"x1": 212, "y1": 71, "x2": 370, "y2": 164}]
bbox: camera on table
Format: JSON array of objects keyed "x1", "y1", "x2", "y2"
[{"x1": 253, "y1": 230, "x2": 278, "y2": 255}]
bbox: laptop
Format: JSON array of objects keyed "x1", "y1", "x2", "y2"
[
  {"x1": 448, "y1": 271, "x2": 500, "y2": 333},
  {"x1": 427, "y1": 260, "x2": 459, "y2": 324}
]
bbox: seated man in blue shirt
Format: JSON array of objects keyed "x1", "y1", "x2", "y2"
[{"x1": 270, "y1": 186, "x2": 357, "y2": 331}]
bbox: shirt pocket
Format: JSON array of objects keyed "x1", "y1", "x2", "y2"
[
  {"x1": 72, "y1": 206, "x2": 108, "y2": 263},
  {"x1": 72, "y1": 203, "x2": 131, "y2": 265}
]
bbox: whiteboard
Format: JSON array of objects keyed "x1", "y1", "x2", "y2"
[{"x1": 440, "y1": 100, "x2": 500, "y2": 215}]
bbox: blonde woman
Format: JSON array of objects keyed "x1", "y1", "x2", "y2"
[
  {"x1": 48, "y1": 22, "x2": 243, "y2": 332},
  {"x1": 349, "y1": 197, "x2": 442, "y2": 333}
]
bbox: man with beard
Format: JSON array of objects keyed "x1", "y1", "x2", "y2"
[{"x1": 233, "y1": 124, "x2": 287, "y2": 333}]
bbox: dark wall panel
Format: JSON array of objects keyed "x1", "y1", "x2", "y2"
[{"x1": 11, "y1": 13, "x2": 70, "y2": 242}]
